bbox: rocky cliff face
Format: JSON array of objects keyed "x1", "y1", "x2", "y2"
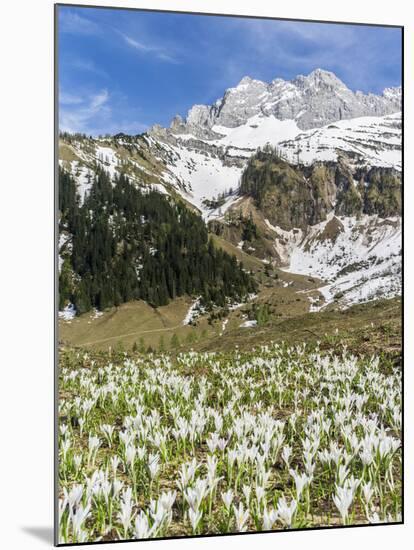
[
  {"x1": 168, "y1": 69, "x2": 401, "y2": 136},
  {"x1": 238, "y1": 148, "x2": 401, "y2": 231}
]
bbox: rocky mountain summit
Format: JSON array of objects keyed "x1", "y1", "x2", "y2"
[{"x1": 166, "y1": 69, "x2": 401, "y2": 136}]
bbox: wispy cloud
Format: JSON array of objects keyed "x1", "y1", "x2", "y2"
[
  {"x1": 70, "y1": 58, "x2": 109, "y2": 78},
  {"x1": 59, "y1": 89, "x2": 110, "y2": 133},
  {"x1": 89, "y1": 90, "x2": 109, "y2": 110},
  {"x1": 59, "y1": 88, "x2": 148, "y2": 136},
  {"x1": 121, "y1": 32, "x2": 179, "y2": 64},
  {"x1": 59, "y1": 10, "x2": 101, "y2": 36},
  {"x1": 59, "y1": 92, "x2": 84, "y2": 106}
]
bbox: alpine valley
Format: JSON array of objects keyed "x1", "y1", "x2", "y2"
[{"x1": 58, "y1": 69, "x2": 402, "y2": 355}]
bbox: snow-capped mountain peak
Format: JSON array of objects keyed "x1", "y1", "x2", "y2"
[
  {"x1": 168, "y1": 68, "x2": 401, "y2": 135},
  {"x1": 235, "y1": 75, "x2": 265, "y2": 88},
  {"x1": 382, "y1": 86, "x2": 402, "y2": 102},
  {"x1": 292, "y1": 68, "x2": 348, "y2": 90}
]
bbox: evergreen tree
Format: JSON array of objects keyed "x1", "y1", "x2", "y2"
[
  {"x1": 139, "y1": 337, "x2": 145, "y2": 353},
  {"x1": 242, "y1": 213, "x2": 258, "y2": 242}
]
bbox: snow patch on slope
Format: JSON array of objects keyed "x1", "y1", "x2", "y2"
[
  {"x1": 278, "y1": 113, "x2": 401, "y2": 169},
  {"x1": 240, "y1": 319, "x2": 257, "y2": 328},
  {"x1": 284, "y1": 214, "x2": 401, "y2": 309},
  {"x1": 212, "y1": 115, "x2": 300, "y2": 149},
  {"x1": 159, "y1": 142, "x2": 243, "y2": 217},
  {"x1": 59, "y1": 160, "x2": 94, "y2": 203},
  {"x1": 95, "y1": 146, "x2": 119, "y2": 179},
  {"x1": 59, "y1": 303, "x2": 76, "y2": 321},
  {"x1": 264, "y1": 219, "x2": 304, "y2": 265},
  {"x1": 183, "y1": 298, "x2": 205, "y2": 325}
]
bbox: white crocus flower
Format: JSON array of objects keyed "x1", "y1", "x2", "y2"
[
  {"x1": 176, "y1": 459, "x2": 198, "y2": 492},
  {"x1": 338, "y1": 464, "x2": 349, "y2": 485},
  {"x1": 281, "y1": 445, "x2": 292, "y2": 467},
  {"x1": 185, "y1": 478, "x2": 208, "y2": 512},
  {"x1": 233, "y1": 502, "x2": 250, "y2": 532},
  {"x1": 87, "y1": 435, "x2": 100, "y2": 466},
  {"x1": 134, "y1": 511, "x2": 152, "y2": 539},
  {"x1": 117, "y1": 487, "x2": 134, "y2": 535},
  {"x1": 362, "y1": 481, "x2": 374, "y2": 505},
  {"x1": 125, "y1": 445, "x2": 136, "y2": 467},
  {"x1": 158, "y1": 490, "x2": 176, "y2": 513},
  {"x1": 206, "y1": 454, "x2": 218, "y2": 478},
  {"x1": 332, "y1": 485, "x2": 354, "y2": 524},
  {"x1": 345, "y1": 475, "x2": 360, "y2": 495},
  {"x1": 60, "y1": 423, "x2": 69, "y2": 437},
  {"x1": 73, "y1": 454, "x2": 82, "y2": 471},
  {"x1": 262, "y1": 507, "x2": 278, "y2": 530},
  {"x1": 221, "y1": 489, "x2": 234, "y2": 511},
  {"x1": 360, "y1": 448, "x2": 374, "y2": 466},
  {"x1": 110, "y1": 455, "x2": 120, "y2": 478},
  {"x1": 289, "y1": 469, "x2": 312, "y2": 499},
  {"x1": 72, "y1": 501, "x2": 91, "y2": 540},
  {"x1": 66, "y1": 484, "x2": 83, "y2": 510},
  {"x1": 57, "y1": 344, "x2": 401, "y2": 540},
  {"x1": 112, "y1": 479, "x2": 124, "y2": 499},
  {"x1": 150, "y1": 503, "x2": 169, "y2": 530},
  {"x1": 188, "y1": 508, "x2": 203, "y2": 532},
  {"x1": 277, "y1": 496, "x2": 297, "y2": 527},
  {"x1": 148, "y1": 453, "x2": 160, "y2": 479},
  {"x1": 88, "y1": 435, "x2": 100, "y2": 453},
  {"x1": 100, "y1": 423, "x2": 115, "y2": 445},
  {"x1": 61, "y1": 438, "x2": 71, "y2": 461}
]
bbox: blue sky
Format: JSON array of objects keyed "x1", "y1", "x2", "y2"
[{"x1": 58, "y1": 6, "x2": 402, "y2": 136}]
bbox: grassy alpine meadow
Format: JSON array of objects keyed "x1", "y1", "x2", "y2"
[{"x1": 57, "y1": 343, "x2": 402, "y2": 543}]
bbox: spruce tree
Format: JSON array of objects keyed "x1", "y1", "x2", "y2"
[{"x1": 139, "y1": 337, "x2": 145, "y2": 353}]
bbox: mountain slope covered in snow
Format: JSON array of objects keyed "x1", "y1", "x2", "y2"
[{"x1": 282, "y1": 214, "x2": 401, "y2": 309}]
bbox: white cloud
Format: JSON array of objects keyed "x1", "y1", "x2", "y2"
[
  {"x1": 59, "y1": 10, "x2": 100, "y2": 35},
  {"x1": 59, "y1": 88, "x2": 148, "y2": 136},
  {"x1": 89, "y1": 89, "x2": 109, "y2": 109},
  {"x1": 70, "y1": 58, "x2": 109, "y2": 78},
  {"x1": 59, "y1": 92, "x2": 83, "y2": 106},
  {"x1": 124, "y1": 35, "x2": 148, "y2": 52},
  {"x1": 59, "y1": 89, "x2": 110, "y2": 134},
  {"x1": 121, "y1": 32, "x2": 178, "y2": 64}
]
